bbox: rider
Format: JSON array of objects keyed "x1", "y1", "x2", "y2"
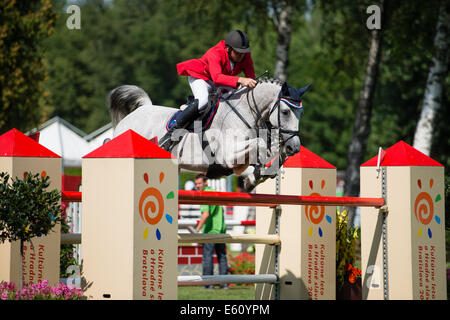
[{"x1": 159, "y1": 30, "x2": 258, "y2": 150}]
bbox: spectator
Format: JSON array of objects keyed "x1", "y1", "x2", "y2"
[{"x1": 194, "y1": 173, "x2": 228, "y2": 289}]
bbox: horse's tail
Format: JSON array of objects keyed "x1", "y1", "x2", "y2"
[{"x1": 107, "y1": 85, "x2": 152, "y2": 128}]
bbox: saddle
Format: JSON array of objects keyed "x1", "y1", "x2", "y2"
[
  {"x1": 164, "y1": 89, "x2": 235, "y2": 179},
  {"x1": 165, "y1": 89, "x2": 224, "y2": 133}
]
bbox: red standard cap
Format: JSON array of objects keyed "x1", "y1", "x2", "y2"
[
  {"x1": 283, "y1": 146, "x2": 335, "y2": 169},
  {"x1": 0, "y1": 129, "x2": 60, "y2": 158},
  {"x1": 362, "y1": 141, "x2": 442, "y2": 167},
  {"x1": 83, "y1": 129, "x2": 174, "y2": 159}
]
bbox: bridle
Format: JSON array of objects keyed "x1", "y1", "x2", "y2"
[
  {"x1": 268, "y1": 93, "x2": 304, "y2": 145},
  {"x1": 223, "y1": 82, "x2": 303, "y2": 151}
]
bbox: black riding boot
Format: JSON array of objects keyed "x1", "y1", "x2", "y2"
[{"x1": 159, "y1": 98, "x2": 199, "y2": 151}]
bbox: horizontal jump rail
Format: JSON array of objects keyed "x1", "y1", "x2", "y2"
[
  {"x1": 61, "y1": 233, "x2": 81, "y2": 245},
  {"x1": 62, "y1": 191, "x2": 81, "y2": 202},
  {"x1": 61, "y1": 233, "x2": 280, "y2": 245},
  {"x1": 179, "y1": 190, "x2": 384, "y2": 207},
  {"x1": 178, "y1": 233, "x2": 280, "y2": 245},
  {"x1": 62, "y1": 190, "x2": 384, "y2": 208},
  {"x1": 177, "y1": 274, "x2": 278, "y2": 286},
  {"x1": 179, "y1": 219, "x2": 255, "y2": 227}
]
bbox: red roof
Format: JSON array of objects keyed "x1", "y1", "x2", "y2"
[
  {"x1": 0, "y1": 129, "x2": 61, "y2": 158},
  {"x1": 361, "y1": 141, "x2": 442, "y2": 167},
  {"x1": 283, "y1": 146, "x2": 335, "y2": 169},
  {"x1": 83, "y1": 129, "x2": 174, "y2": 159}
]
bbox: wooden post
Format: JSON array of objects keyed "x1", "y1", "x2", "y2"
[
  {"x1": 81, "y1": 130, "x2": 178, "y2": 300},
  {"x1": 255, "y1": 147, "x2": 336, "y2": 299},
  {"x1": 0, "y1": 129, "x2": 62, "y2": 286},
  {"x1": 361, "y1": 141, "x2": 447, "y2": 300}
]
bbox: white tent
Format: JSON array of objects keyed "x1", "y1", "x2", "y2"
[
  {"x1": 32, "y1": 117, "x2": 88, "y2": 167},
  {"x1": 84, "y1": 122, "x2": 113, "y2": 152},
  {"x1": 28, "y1": 117, "x2": 113, "y2": 168}
]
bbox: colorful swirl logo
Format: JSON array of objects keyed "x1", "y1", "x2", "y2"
[
  {"x1": 305, "y1": 180, "x2": 333, "y2": 238},
  {"x1": 414, "y1": 178, "x2": 442, "y2": 239},
  {"x1": 139, "y1": 172, "x2": 175, "y2": 241},
  {"x1": 414, "y1": 192, "x2": 433, "y2": 225},
  {"x1": 139, "y1": 188, "x2": 164, "y2": 225},
  {"x1": 305, "y1": 192, "x2": 325, "y2": 224}
]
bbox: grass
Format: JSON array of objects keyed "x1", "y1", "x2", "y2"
[
  {"x1": 178, "y1": 285, "x2": 255, "y2": 300},
  {"x1": 63, "y1": 167, "x2": 82, "y2": 176}
]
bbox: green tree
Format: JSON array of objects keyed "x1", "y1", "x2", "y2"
[
  {"x1": 412, "y1": 1, "x2": 450, "y2": 156},
  {"x1": 287, "y1": 8, "x2": 356, "y2": 168},
  {"x1": 0, "y1": 0, "x2": 57, "y2": 134},
  {"x1": 319, "y1": 0, "x2": 392, "y2": 226},
  {"x1": 44, "y1": 0, "x2": 228, "y2": 133},
  {"x1": 44, "y1": 0, "x2": 119, "y2": 133},
  {"x1": 369, "y1": 0, "x2": 449, "y2": 168},
  {"x1": 319, "y1": 0, "x2": 449, "y2": 226},
  {"x1": 0, "y1": 172, "x2": 63, "y2": 289}
]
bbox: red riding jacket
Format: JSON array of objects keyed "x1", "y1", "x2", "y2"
[{"x1": 177, "y1": 40, "x2": 255, "y2": 88}]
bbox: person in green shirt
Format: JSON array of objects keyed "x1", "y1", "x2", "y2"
[{"x1": 194, "y1": 174, "x2": 228, "y2": 289}]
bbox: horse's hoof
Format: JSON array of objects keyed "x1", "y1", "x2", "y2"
[{"x1": 243, "y1": 174, "x2": 257, "y2": 192}]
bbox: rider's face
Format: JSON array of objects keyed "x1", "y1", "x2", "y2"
[{"x1": 229, "y1": 49, "x2": 245, "y2": 63}]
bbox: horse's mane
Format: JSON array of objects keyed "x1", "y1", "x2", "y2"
[
  {"x1": 258, "y1": 77, "x2": 284, "y2": 87},
  {"x1": 227, "y1": 76, "x2": 283, "y2": 101}
]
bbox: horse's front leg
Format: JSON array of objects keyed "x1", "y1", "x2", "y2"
[
  {"x1": 222, "y1": 136, "x2": 265, "y2": 176},
  {"x1": 242, "y1": 151, "x2": 286, "y2": 191},
  {"x1": 175, "y1": 132, "x2": 212, "y2": 173}
]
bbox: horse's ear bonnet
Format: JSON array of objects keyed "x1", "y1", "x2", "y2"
[
  {"x1": 281, "y1": 82, "x2": 290, "y2": 97},
  {"x1": 297, "y1": 84, "x2": 312, "y2": 98},
  {"x1": 281, "y1": 82, "x2": 312, "y2": 101}
]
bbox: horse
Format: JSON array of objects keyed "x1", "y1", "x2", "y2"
[{"x1": 108, "y1": 77, "x2": 310, "y2": 190}]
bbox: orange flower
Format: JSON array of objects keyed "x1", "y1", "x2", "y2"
[{"x1": 348, "y1": 273, "x2": 356, "y2": 284}]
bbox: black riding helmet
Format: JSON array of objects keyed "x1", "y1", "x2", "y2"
[{"x1": 225, "y1": 30, "x2": 251, "y2": 53}]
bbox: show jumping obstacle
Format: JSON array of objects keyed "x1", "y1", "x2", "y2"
[
  {"x1": 62, "y1": 190, "x2": 384, "y2": 207},
  {"x1": 0, "y1": 129, "x2": 446, "y2": 300}
]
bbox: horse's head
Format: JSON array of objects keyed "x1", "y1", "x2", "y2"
[
  {"x1": 223, "y1": 78, "x2": 310, "y2": 176},
  {"x1": 238, "y1": 80, "x2": 310, "y2": 191},
  {"x1": 254, "y1": 80, "x2": 309, "y2": 157},
  {"x1": 270, "y1": 82, "x2": 310, "y2": 156}
]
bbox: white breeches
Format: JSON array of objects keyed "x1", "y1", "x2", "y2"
[
  {"x1": 188, "y1": 76, "x2": 234, "y2": 110},
  {"x1": 188, "y1": 76, "x2": 213, "y2": 110}
]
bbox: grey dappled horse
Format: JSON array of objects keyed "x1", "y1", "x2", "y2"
[{"x1": 108, "y1": 78, "x2": 310, "y2": 190}]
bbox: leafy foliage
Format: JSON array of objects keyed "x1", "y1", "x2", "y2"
[
  {"x1": 317, "y1": 0, "x2": 449, "y2": 169},
  {"x1": 336, "y1": 209, "x2": 360, "y2": 289},
  {"x1": 59, "y1": 203, "x2": 79, "y2": 278},
  {"x1": 0, "y1": 172, "x2": 63, "y2": 246},
  {"x1": 0, "y1": 0, "x2": 56, "y2": 134},
  {"x1": 43, "y1": 0, "x2": 233, "y2": 133}
]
